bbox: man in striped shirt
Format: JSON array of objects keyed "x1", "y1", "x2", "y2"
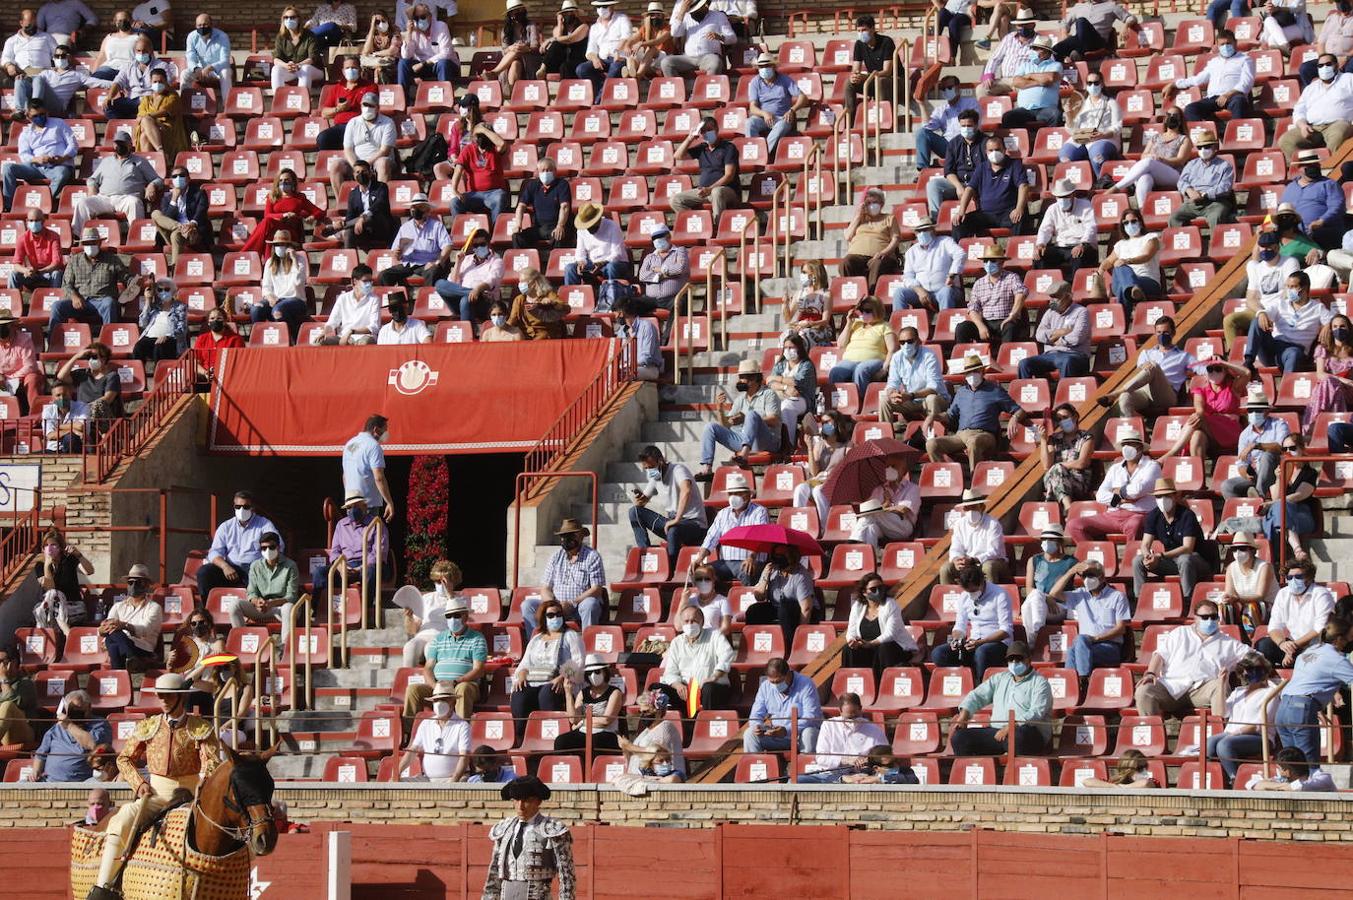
[
  {"x1": 978, "y1": 9, "x2": 1039, "y2": 97},
  {"x1": 689, "y1": 472, "x2": 769, "y2": 583}
]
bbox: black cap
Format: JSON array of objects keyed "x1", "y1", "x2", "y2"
[
  {"x1": 1005, "y1": 640, "x2": 1032, "y2": 660},
  {"x1": 1257, "y1": 231, "x2": 1279, "y2": 247},
  {"x1": 500, "y1": 775, "x2": 551, "y2": 802}
]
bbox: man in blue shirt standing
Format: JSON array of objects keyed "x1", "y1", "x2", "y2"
[
  {"x1": 34, "y1": 689, "x2": 111, "y2": 782},
  {"x1": 955, "y1": 136, "x2": 1031, "y2": 238},
  {"x1": 743, "y1": 657, "x2": 822, "y2": 754},
  {"x1": 745, "y1": 51, "x2": 808, "y2": 157},
  {"x1": 1000, "y1": 35, "x2": 1064, "y2": 130},
  {"x1": 342, "y1": 414, "x2": 395, "y2": 520},
  {"x1": 1280, "y1": 148, "x2": 1345, "y2": 250}
]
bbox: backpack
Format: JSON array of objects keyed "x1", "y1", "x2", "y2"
[
  {"x1": 595, "y1": 278, "x2": 634, "y2": 314},
  {"x1": 404, "y1": 131, "x2": 448, "y2": 180}
]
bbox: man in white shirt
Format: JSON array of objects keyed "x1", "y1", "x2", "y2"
[
  {"x1": 940, "y1": 488, "x2": 1010, "y2": 584},
  {"x1": 376, "y1": 293, "x2": 432, "y2": 344},
  {"x1": 849, "y1": 458, "x2": 921, "y2": 550},
  {"x1": 891, "y1": 217, "x2": 965, "y2": 312},
  {"x1": 329, "y1": 94, "x2": 397, "y2": 202},
  {"x1": 1135, "y1": 601, "x2": 1249, "y2": 717},
  {"x1": 1165, "y1": 28, "x2": 1255, "y2": 122},
  {"x1": 565, "y1": 201, "x2": 632, "y2": 285},
  {"x1": 1035, "y1": 178, "x2": 1099, "y2": 274},
  {"x1": 659, "y1": 606, "x2": 735, "y2": 709},
  {"x1": 2, "y1": 11, "x2": 57, "y2": 110},
  {"x1": 930, "y1": 565, "x2": 1013, "y2": 680},
  {"x1": 1227, "y1": 231, "x2": 1300, "y2": 351},
  {"x1": 41, "y1": 379, "x2": 88, "y2": 452},
  {"x1": 690, "y1": 472, "x2": 770, "y2": 582},
  {"x1": 322, "y1": 265, "x2": 382, "y2": 345},
  {"x1": 578, "y1": 0, "x2": 632, "y2": 101},
  {"x1": 397, "y1": 2, "x2": 457, "y2": 99},
  {"x1": 1244, "y1": 270, "x2": 1331, "y2": 374},
  {"x1": 630, "y1": 445, "x2": 708, "y2": 568},
  {"x1": 1255, "y1": 558, "x2": 1335, "y2": 668},
  {"x1": 796, "y1": 692, "x2": 887, "y2": 783},
  {"x1": 1104, "y1": 315, "x2": 1201, "y2": 417},
  {"x1": 662, "y1": 0, "x2": 734, "y2": 76},
  {"x1": 1279, "y1": 53, "x2": 1353, "y2": 160},
  {"x1": 397, "y1": 682, "x2": 470, "y2": 781},
  {"x1": 1065, "y1": 428, "x2": 1161, "y2": 543}
]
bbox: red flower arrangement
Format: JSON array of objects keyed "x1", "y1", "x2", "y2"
[{"x1": 404, "y1": 454, "x2": 448, "y2": 585}]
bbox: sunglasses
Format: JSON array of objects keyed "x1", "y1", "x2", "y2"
[
  {"x1": 234, "y1": 503, "x2": 252, "y2": 510},
  {"x1": 1282, "y1": 445, "x2": 1299, "y2": 452},
  {"x1": 1197, "y1": 613, "x2": 1219, "y2": 621},
  {"x1": 260, "y1": 544, "x2": 278, "y2": 551}
]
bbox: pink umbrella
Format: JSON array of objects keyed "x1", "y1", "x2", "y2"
[
  {"x1": 718, "y1": 523, "x2": 824, "y2": 557},
  {"x1": 822, "y1": 437, "x2": 921, "y2": 507}
]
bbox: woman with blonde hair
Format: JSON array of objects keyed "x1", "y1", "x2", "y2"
[
  {"x1": 402, "y1": 559, "x2": 461, "y2": 667},
  {"x1": 828, "y1": 295, "x2": 897, "y2": 394},
  {"x1": 507, "y1": 267, "x2": 569, "y2": 339},
  {"x1": 360, "y1": 12, "x2": 404, "y2": 82},
  {"x1": 783, "y1": 259, "x2": 835, "y2": 347},
  {"x1": 1083, "y1": 749, "x2": 1158, "y2": 788},
  {"x1": 271, "y1": 6, "x2": 324, "y2": 92},
  {"x1": 241, "y1": 167, "x2": 326, "y2": 254}
]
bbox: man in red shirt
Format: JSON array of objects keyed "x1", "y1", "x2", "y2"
[
  {"x1": 0, "y1": 312, "x2": 45, "y2": 414},
  {"x1": 8, "y1": 208, "x2": 64, "y2": 291},
  {"x1": 315, "y1": 54, "x2": 377, "y2": 152},
  {"x1": 449, "y1": 125, "x2": 509, "y2": 226}
]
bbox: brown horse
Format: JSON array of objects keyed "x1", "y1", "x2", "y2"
[{"x1": 193, "y1": 744, "x2": 281, "y2": 858}]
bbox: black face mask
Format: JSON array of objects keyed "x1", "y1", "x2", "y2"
[
  {"x1": 390, "y1": 308, "x2": 408, "y2": 322},
  {"x1": 1018, "y1": 26, "x2": 1034, "y2": 38},
  {"x1": 208, "y1": 319, "x2": 225, "y2": 333},
  {"x1": 356, "y1": 171, "x2": 372, "y2": 185},
  {"x1": 1334, "y1": 327, "x2": 1350, "y2": 344},
  {"x1": 115, "y1": 143, "x2": 131, "y2": 158},
  {"x1": 22, "y1": 23, "x2": 36, "y2": 35},
  {"x1": 411, "y1": 208, "x2": 427, "y2": 222},
  {"x1": 66, "y1": 705, "x2": 88, "y2": 721},
  {"x1": 197, "y1": 25, "x2": 212, "y2": 37},
  {"x1": 735, "y1": 380, "x2": 749, "y2": 393},
  {"x1": 1164, "y1": 116, "x2": 1183, "y2": 132},
  {"x1": 193, "y1": 621, "x2": 211, "y2": 635},
  {"x1": 771, "y1": 553, "x2": 790, "y2": 569},
  {"x1": 560, "y1": 535, "x2": 581, "y2": 551},
  {"x1": 0, "y1": 326, "x2": 11, "y2": 340},
  {"x1": 476, "y1": 137, "x2": 493, "y2": 152},
  {"x1": 1305, "y1": 165, "x2": 1323, "y2": 180}
]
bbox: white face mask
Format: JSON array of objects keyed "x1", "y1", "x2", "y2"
[
  {"x1": 1121, "y1": 445, "x2": 1139, "y2": 461},
  {"x1": 784, "y1": 347, "x2": 799, "y2": 362},
  {"x1": 517, "y1": 281, "x2": 531, "y2": 296},
  {"x1": 235, "y1": 507, "x2": 253, "y2": 524},
  {"x1": 1233, "y1": 550, "x2": 1252, "y2": 565},
  {"x1": 728, "y1": 494, "x2": 747, "y2": 511},
  {"x1": 362, "y1": 106, "x2": 378, "y2": 121},
  {"x1": 434, "y1": 582, "x2": 449, "y2": 598},
  {"x1": 588, "y1": 671, "x2": 607, "y2": 686},
  {"x1": 82, "y1": 244, "x2": 99, "y2": 257},
  {"x1": 1198, "y1": 147, "x2": 1216, "y2": 160},
  {"x1": 867, "y1": 203, "x2": 881, "y2": 216},
  {"x1": 1058, "y1": 197, "x2": 1073, "y2": 210},
  {"x1": 965, "y1": 373, "x2": 983, "y2": 389},
  {"x1": 345, "y1": 68, "x2": 360, "y2": 81},
  {"x1": 262, "y1": 547, "x2": 279, "y2": 562},
  {"x1": 1083, "y1": 576, "x2": 1102, "y2": 592},
  {"x1": 694, "y1": 579, "x2": 714, "y2": 595},
  {"x1": 151, "y1": 81, "x2": 167, "y2": 94},
  {"x1": 797, "y1": 271, "x2": 810, "y2": 287},
  {"x1": 1156, "y1": 497, "x2": 1175, "y2": 514},
  {"x1": 1041, "y1": 540, "x2": 1060, "y2": 554},
  {"x1": 966, "y1": 510, "x2": 982, "y2": 525},
  {"x1": 433, "y1": 700, "x2": 452, "y2": 718},
  {"x1": 377, "y1": 21, "x2": 389, "y2": 32},
  {"x1": 884, "y1": 466, "x2": 899, "y2": 482},
  {"x1": 683, "y1": 621, "x2": 702, "y2": 639},
  {"x1": 273, "y1": 246, "x2": 288, "y2": 260},
  {"x1": 988, "y1": 150, "x2": 1005, "y2": 165}
]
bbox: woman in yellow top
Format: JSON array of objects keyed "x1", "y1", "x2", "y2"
[
  {"x1": 829, "y1": 295, "x2": 897, "y2": 393},
  {"x1": 507, "y1": 267, "x2": 570, "y2": 340},
  {"x1": 136, "y1": 68, "x2": 189, "y2": 164},
  {"x1": 841, "y1": 188, "x2": 901, "y2": 293}
]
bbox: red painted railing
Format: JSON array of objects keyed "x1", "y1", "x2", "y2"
[
  {"x1": 82, "y1": 353, "x2": 196, "y2": 484},
  {"x1": 0, "y1": 486, "x2": 42, "y2": 587}
]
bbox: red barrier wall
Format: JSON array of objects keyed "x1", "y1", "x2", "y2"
[
  {"x1": 26, "y1": 822, "x2": 1353, "y2": 899},
  {"x1": 206, "y1": 341, "x2": 616, "y2": 455}
]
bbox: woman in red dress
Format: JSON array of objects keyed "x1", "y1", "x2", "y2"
[{"x1": 241, "y1": 168, "x2": 325, "y2": 255}]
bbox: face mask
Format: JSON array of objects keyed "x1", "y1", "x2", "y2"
[
  {"x1": 1019, "y1": 26, "x2": 1035, "y2": 38},
  {"x1": 1245, "y1": 668, "x2": 1265, "y2": 684},
  {"x1": 208, "y1": 319, "x2": 225, "y2": 333},
  {"x1": 966, "y1": 510, "x2": 982, "y2": 525},
  {"x1": 1336, "y1": 327, "x2": 1353, "y2": 344},
  {"x1": 89, "y1": 357, "x2": 105, "y2": 374},
  {"x1": 1087, "y1": 83, "x2": 1103, "y2": 97},
  {"x1": 653, "y1": 762, "x2": 674, "y2": 776},
  {"x1": 56, "y1": 396, "x2": 70, "y2": 411},
  {"x1": 597, "y1": 7, "x2": 611, "y2": 18},
  {"x1": 26, "y1": 220, "x2": 42, "y2": 233},
  {"x1": 759, "y1": 66, "x2": 775, "y2": 80},
  {"x1": 589, "y1": 670, "x2": 608, "y2": 686},
  {"x1": 235, "y1": 507, "x2": 253, "y2": 524},
  {"x1": 695, "y1": 579, "x2": 714, "y2": 595},
  {"x1": 1287, "y1": 288, "x2": 1303, "y2": 303},
  {"x1": 1121, "y1": 445, "x2": 1139, "y2": 461},
  {"x1": 820, "y1": 422, "x2": 836, "y2": 439},
  {"x1": 885, "y1": 465, "x2": 900, "y2": 482},
  {"x1": 858, "y1": 30, "x2": 871, "y2": 42},
  {"x1": 1156, "y1": 496, "x2": 1175, "y2": 514},
  {"x1": 1041, "y1": 540, "x2": 1060, "y2": 555},
  {"x1": 901, "y1": 342, "x2": 917, "y2": 359},
  {"x1": 784, "y1": 346, "x2": 801, "y2": 363},
  {"x1": 22, "y1": 23, "x2": 37, "y2": 35},
  {"x1": 353, "y1": 279, "x2": 374, "y2": 299},
  {"x1": 114, "y1": 141, "x2": 131, "y2": 158},
  {"x1": 988, "y1": 150, "x2": 1005, "y2": 165},
  {"x1": 433, "y1": 701, "x2": 452, "y2": 718},
  {"x1": 151, "y1": 81, "x2": 166, "y2": 94},
  {"x1": 1305, "y1": 165, "x2": 1323, "y2": 180},
  {"x1": 1287, "y1": 576, "x2": 1307, "y2": 593},
  {"x1": 1257, "y1": 248, "x2": 1279, "y2": 264},
  {"x1": 82, "y1": 244, "x2": 99, "y2": 258},
  {"x1": 983, "y1": 260, "x2": 1001, "y2": 276},
  {"x1": 391, "y1": 308, "x2": 408, "y2": 322},
  {"x1": 490, "y1": 314, "x2": 507, "y2": 328},
  {"x1": 1060, "y1": 418, "x2": 1077, "y2": 433},
  {"x1": 867, "y1": 203, "x2": 882, "y2": 216},
  {"x1": 377, "y1": 21, "x2": 389, "y2": 32},
  {"x1": 1058, "y1": 197, "x2": 1073, "y2": 211},
  {"x1": 473, "y1": 245, "x2": 490, "y2": 259},
  {"x1": 941, "y1": 87, "x2": 957, "y2": 101},
  {"x1": 1198, "y1": 147, "x2": 1216, "y2": 160},
  {"x1": 135, "y1": 52, "x2": 151, "y2": 65},
  {"x1": 775, "y1": 679, "x2": 791, "y2": 695},
  {"x1": 362, "y1": 107, "x2": 378, "y2": 121},
  {"x1": 273, "y1": 246, "x2": 289, "y2": 260},
  {"x1": 545, "y1": 615, "x2": 564, "y2": 632},
  {"x1": 703, "y1": 130, "x2": 719, "y2": 145},
  {"x1": 198, "y1": 25, "x2": 213, "y2": 37},
  {"x1": 965, "y1": 373, "x2": 983, "y2": 390},
  {"x1": 262, "y1": 547, "x2": 279, "y2": 562},
  {"x1": 1247, "y1": 411, "x2": 1266, "y2": 428},
  {"x1": 411, "y1": 207, "x2": 427, "y2": 222},
  {"x1": 917, "y1": 230, "x2": 934, "y2": 247},
  {"x1": 117, "y1": 20, "x2": 131, "y2": 31},
  {"x1": 52, "y1": 57, "x2": 68, "y2": 70},
  {"x1": 1218, "y1": 43, "x2": 1236, "y2": 58},
  {"x1": 156, "y1": 289, "x2": 173, "y2": 303},
  {"x1": 1009, "y1": 661, "x2": 1031, "y2": 677},
  {"x1": 560, "y1": 534, "x2": 581, "y2": 551},
  {"x1": 281, "y1": 181, "x2": 296, "y2": 194},
  {"x1": 129, "y1": 581, "x2": 148, "y2": 597},
  {"x1": 449, "y1": 616, "x2": 467, "y2": 634},
  {"x1": 1319, "y1": 64, "x2": 1337, "y2": 81},
  {"x1": 683, "y1": 622, "x2": 702, "y2": 639},
  {"x1": 344, "y1": 67, "x2": 361, "y2": 82},
  {"x1": 728, "y1": 494, "x2": 747, "y2": 511},
  {"x1": 1123, "y1": 221, "x2": 1143, "y2": 238},
  {"x1": 283, "y1": 17, "x2": 299, "y2": 29},
  {"x1": 1083, "y1": 576, "x2": 1102, "y2": 592},
  {"x1": 653, "y1": 237, "x2": 671, "y2": 252},
  {"x1": 45, "y1": 545, "x2": 59, "y2": 558},
  {"x1": 960, "y1": 125, "x2": 977, "y2": 141},
  {"x1": 1197, "y1": 617, "x2": 1220, "y2": 636},
  {"x1": 1157, "y1": 332, "x2": 1174, "y2": 348},
  {"x1": 170, "y1": 174, "x2": 190, "y2": 191}
]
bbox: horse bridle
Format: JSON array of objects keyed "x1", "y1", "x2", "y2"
[{"x1": 192, "y1": 773, "x2": 272, "y2": 844}]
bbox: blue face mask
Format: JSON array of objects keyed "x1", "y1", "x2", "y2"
[
  {"x1": 1259, "y1": 249, "x2": 1277, "y2": 262},
  {"x1": 646, "y1": 466, "x2": 662, "y2": 481},
  {"x1": 775, "y1": 678, "x2": 791, "y2": 694},
  {"x1": 545, "y1": 615, "x2": 564, "y2": 632},
  {"x1": 1060, "y1": 418, "x2": 1077, "y2": 433},
  {"x1": 917, "y1": 230, "x2": 934, "y2": 247},
  {"x1": 820, "y1": 421, "x2": 836, "y2": 439},
  {"x1": 449, "y1": 616, "x2": 467, "y2": 634},
  {"x1": 960, "y1": 125, "x2": 977, "y2": 140},
  {"x1": 758, "y1": 66, "x2": 775, "y2": 80},
  {"x1": 941, "y1": 87, "x2": 957, "y2": 101},
  {"x1": 703, "y1": 130, "x2": 718, "y2": 145},
  {"x1": 1197, "y1": 617, "x2": 1220, "y2": 636},
  {"x1": 1287, "y1": 576, "x2": 1307, "y2": 594},
  {"x1": 1219, "y1": 43, "x2": 1237, "y2": 58},
  {"x1": 653, "y1": 761, "x2": 674, "y2": 776},
  {"x1": 983, "y1": 260, "x2": 1001, "y2": 276},
  {"x1": 1124, "y1": 221, "x2": 1142, "y2": 238},
  {"x1": 1009, "y1": 661, "x2": 1031, "y2": 677},
  {"x1": 1247, "y1": 412, "x2": 1266, "y2": 427}
]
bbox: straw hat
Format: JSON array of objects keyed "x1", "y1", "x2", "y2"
[
  {"x1": 955, "y1": 488, "x2": 986, "y2": 509},
  {"x1": 724, "y1": 472, "x2": 751, "y2": 493},
  {"x1": 1244, "y1": 386, "x2": 1271, "y2": 410},
  {"x1": 574, "y1": 202, "x2": 605, "y2": 230},
  {"x1": 442, "y1": 595, "x2": 469, "y2": 615},
  {"x1": 583, "y1": 653, "x2": 609, "y2": 672},
  {"x1": 1191, "y1": 129, "x2": 1218, "y2": 147},
  {"x1": 430, "y1": 681, "x2": 460, "y2": 701},
  {"x1": 857, "y1": 498, "x2": 885, "y2": 515},
  {"x1": 1040, "y1": 525, "x2": 1071, "y2": 544},
  {"x1": 1050, "y1": 177, "x2": 1079, "y2": 198},
  {"x1": 960, "y1": 353, "x2": 988, "y2": 374},
  {"x1": 152, "y1": 673, "x2": 192, "y2": 694},
  {"x1": 555, "y1": 518, "x2": 590, "y2": 536},
  {"x1": 1030, "y1": 34, "x2": 1055, "y2": 52},
  {"x1": 1151, "y1": 477, "x2": 1177, "y2": 496},
  {"x1": 1115, "y1": 428, "x2": 1145, "y2": 447},
  {"x1": 78, "y1": 226, "x2": 103, "y2": 244},
  {"x1": 980, "y1": 244, "x2": 1005, "y2": 260},
  {"x1": 1012, "y1": 8, "x2": 1037, "y2": 25},
  {"x1": 754, "y1": 51, "x2": 775, "y2": 68},
  {"x1": 736, "y1": 358, "x2": 761, "y2": 376},
  {"x1": 341, "y1": 492, "x2": 366, "y2": 508},
  {"x1": 1294, "y1": 148, "x2": 1323, "y2": 167},
  {"x1": 127, "y1": 563, "x2": 152, "y2": 580},
  {"x1": 912, "y1": 216, "x2": 935, "y2": 232}
]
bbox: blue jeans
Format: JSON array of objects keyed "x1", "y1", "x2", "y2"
[
  {"x1": 1329, "y1": 421, "x2": 1353, "y2": 454},
  {"x1": 700, "y1": 411, "x2": 780, "y2": 465},
  {"x1": 13, "y1": 73, "x2": 59, "y2": 113},
  {"x1": 893, "y1": 285, "x2": 962, "y2": 312},
  {"x1": 7, "y1": 268, "x2": 63, "y2": 290},
  {"x1": 915, "y1": 128, "x2": 948, "y2": 169},
  {"x1": 106, "y1": 96, "x2": 140, "y2": 119},
  {"x1": 1110, "y1": 266, "x2": 1161, "y2": 315},
  {"x1": 1059, "y1": 140, "x2": 1119, "y2": 179},
  {"x1": 1275, "y1": 694, "x2": 1322, "y2": 764},
  {"x1": 1206, "y1": 0, "x2": 1246, "y2": 28},
  {"x1": 926, "y1": 175, "x2": 959, "y2": 219},
  {"x1": 310, "y1": 21, "x2": 345, "y2": 45},
  {"x1": 575, "y1": 56, "x2": 625, "y2": 102},
  {"x1": 103, "y1": 629, "x2": 156, "y2": 670},
  {"x1": 930, "y1": 641, "x2": 1008, "y2": 682},
  {"x1": 2, "y1": 162, "x2": 75, "y2": 210},
  {"x1": 450, "y1": 189, "x2": 509, "y2": 227},
  {"x1": 251, "y1": 298, "x2": 308, "y2": 344},
  {"x1": 1184, "y1": 93, "x2": 1252, "y2": 123},
  {"x1": 1017, "y1": 351, "x2": 1089, "y2": 380},
  {"x1": 49, "y1": 295, "x2": 115, "y2": 331},
  {"x1": 1207, "y1": 732, "x2": 1265, "y2": 781},
  {"x1": 629, "y1": 505, "x2": 706, "y2": 567},
  {"x1": 1265, "y1": 499, "x2": 1316, "y2": 549},
  {"x1": 1064, "y1": 635, "x2": 1121, "y2": 677},
  {"x1": 828, "y1": 358, "x2": 884, "y2": 395},
  {"x1": 431, "y1": 279, "x2": 482, "y2": 323},
  {"x1": 743, "y1": 723, "x2": 819, "y2": 754},
  {"x1": 520, "y1": 594, "x2": 603, "y2": 642},
  {"x1": 564, "y1": 259, "x2": 632, "y2": 285},
  {"x1": 397, "y1": 57, "x2": 457, "y2": 98},
  {"x1": 747, "y1": 114, "x2": 798, "y2": 157},
  {"x1": 1245, "y1": 318, "x2": 1309, "y2": 373}
]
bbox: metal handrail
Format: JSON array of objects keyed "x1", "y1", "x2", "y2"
[
  {"x1": 253, "y1": 633, "x2": 276, "y2": 750},
  {"x1": 286, "y1": 592, "x2": 315, "y2": 710},
  {"x1": 326, "y1": 558, "x2": 351, "y2": 668},
  {"x1": 769, "y1": 175, "x2": 794, "y2": 284},
  {"x1": 361, "y1": 515, "x2": 388, "y2": 630},
  {"x1": 713, "y1": 249, "x2": 731, "y2": 351},
  {"x1": 212, "y1": 676, "x2": 241, "y2": 750},
  {"x1": 672, "y1": 283, "x2": 694, "y2": 385}
]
